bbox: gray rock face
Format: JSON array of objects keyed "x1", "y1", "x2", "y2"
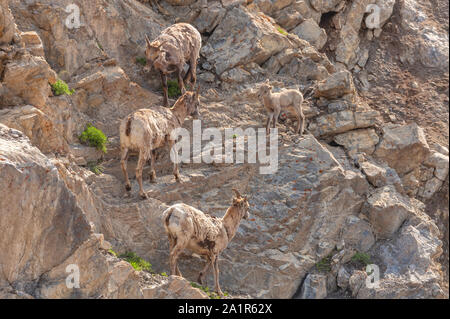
[
  {"x1": 292, "y1": 18, "x2": 327, "y2": 50},
  {"x1": 374, "y1": 123, "x2": 430, "y2": 176},
  {"x1": 364, "y1": 185, "x2": 415, "y2": 238},
  {"x1": 315, "y1": 70, "x2": 356, "y2": 100},
  {"x1": 340, "y1": 215, "x2": 375, "y2": 252},
  {"x1": 299, "y1": 273, "x2": 327, "y2": 299},
  {"x1": 201, "y1": 6, "x2": 292, "y2": 75}
]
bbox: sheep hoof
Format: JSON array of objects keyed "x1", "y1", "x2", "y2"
[
  {"x1": 140, "y1": 193, "x2": 148, "y2": 200},
  {"x1": 125, "y1": 184, "x2": 131, "y2": 191}
]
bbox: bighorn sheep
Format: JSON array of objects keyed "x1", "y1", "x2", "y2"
[
  {"x1": 258, "y1": 80, "x2": 305, "y2": 135},
  {"x1": 145, "y1": 23, "x2": 201, "y2": 107},
  {"x1": 162, "y1": 189, "x2": 250, "y2": 296},
  {"x1": 119, "y1": 89, "x2": 201, "y2": 199}
]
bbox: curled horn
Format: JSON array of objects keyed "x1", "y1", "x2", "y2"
[{"x1": 232, "y1": 188, "x2": 242, "y2": 198}]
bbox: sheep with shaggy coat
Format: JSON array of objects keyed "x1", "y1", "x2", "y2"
[
  {"x1": 162, "y1": 189, "x2": 250, "y2": 296},
  {"x1": 145, "y1": 23, "x2": 201, "y2": 107}
]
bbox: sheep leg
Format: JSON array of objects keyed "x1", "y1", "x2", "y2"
[
  {"x1": 160, "y1": 71, "x2": 169, "y2": 107},
  {"x1": 149, "y1": 149, "x2": 157, "y2": 183},
  {"x1": 211, "y1": 255, "x2": 224, "y2": 296},
  {"x1": 273, "y1": 109, "x2": 281, "y2": 129},
  {"x1": 297, "y1": 110, "x2": 305, "y2": 135},
  {"x1": 168, "y1": 139, "x2": 181, "y2": 183},
  {"x1": 136, "y1": 148, "x2": 149, "y2": 199},
  {"x1": 177, "y1": 66, "x2": 186, "y2": 94},
  {"x1": 120, "y1": 147, "x2": 131, "y2": 191},
  {"x1": 266, "y1": 113, "x2": 273, "y2": 135},
  {"x1": 169, "y1": 240, "x2": 186, "y2": 277},
  {"x1": 197, "y1": 258, "x2": 211, "y2": 285},
  {"x1": 189, "y1": 57, "x2": 197, "y2": 86}
]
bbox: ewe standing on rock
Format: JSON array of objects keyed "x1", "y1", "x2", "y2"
[
  {"x1": 119, "y1": 89, "x2": 201, "y2": 199},
  {"x1": 163, "y1": 189, "x2": 250, "y2": 296},
  {"x1": 144, "y1": 23, "x2": 201, "y2": 107},
  {"x1": 258, "y1": 80, "x2": 305, "y2": 135}
]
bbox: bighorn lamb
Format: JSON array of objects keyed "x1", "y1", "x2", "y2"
[
  {"x1": 258, "y1": 80, "x2": 305, "y2": 135},
  {"x1": 119, "y1": 89, "x2": 201, "y2": 199},
  {"x1": 163, "y1": 189, "x2": 250, "y2": 296},
  {"x1": 145, "y1": 23, "x2": 201, "y2": 107}
]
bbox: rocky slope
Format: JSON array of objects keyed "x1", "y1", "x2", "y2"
[{"x1": 0, "y1": 0, "x2": 448, "y2": 298}]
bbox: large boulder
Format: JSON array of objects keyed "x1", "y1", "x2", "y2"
[
  {"x1": 0, "y1": 0, "x2": 18, "y2": 44},
  {"x1": 298, "y1": 273, "x2": 327, "y2": 299},
  {"x1": 292, "y1": 18, "x2": 327, "y2": 50},
  {"x1": 334, "y1": 128, "x2": 379, "y2": 156},
  {"x1": 364, "y1": 185, "x2": 415, "y2": 238},
  {"x1": 201, "y1": 6, "x2": 293, "y2": 75},
  {"x1": 374, "y1": 123, "x2": 430, "y2": 176},
  {"x1": 314, "y1": 70, "x2": 356, "y2": 100}
]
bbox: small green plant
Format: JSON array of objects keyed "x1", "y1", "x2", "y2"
[
  {"x1": 96, "y1": 40, "x2": 103, "y2": 50},
  {"x1": 119, "y1": 251, "x2": 153, "y2": 272},
  {"x1": 190, "y1": 282, "x2": 228, "y2": 299},
  {"x1": 51, "y1": 79, "x2": 75, "y2": 96},
  {"x1": 315, "y1": 255, "x2": 332, "y2": 273},
  {"x1": 108, "y1": 249, "x2": 117, "y2": 257},
  {"x1": 79, "y1": 124, "x2": 108, "y2": 153},
  {"x1": 161, "y1": 272, "x2": 168, "y2": 277},
  {"x1": 352, "y1": 252, "x2": 371, "y2": 266},
  {"x1": 167, "y1": 80, "x2": 181, "y2": 98},
  {"x1": 232, "y1": 134, "x2": 238, "y2": 139},
  {"x1": 276, "y1": 26, "x2": 288, "y2": 36},
  {"x1": 136, "y1": 57, "x2": 147, "y2": 66},
  {"x1": 87, "y1": 161, "x2": 104, "y2": 175}
]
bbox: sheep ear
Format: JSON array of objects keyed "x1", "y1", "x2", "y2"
[
  {"x1": 145, "y1": 35, "x2": 151, "y2": 47},
  {"x1": 232, "y1": 188, "x2": 242, "y2": 198}
]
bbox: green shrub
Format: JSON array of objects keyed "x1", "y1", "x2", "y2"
[
  {"x1": 87, "y1": 161, "x2": 104, "y2": 175},
  {"x1": 79, "y1": 124, "x2": 107, "y2": 153},
  {"x1": 161, "y1": 272, "x2": 168, "y2": 277},
  {"x1": 119, "y1": 251, "x2": 153, "y2": 272},
  {"x1": 190, "y1": 282, "x2": 229, "y2": 299},
  {"x1": 167, "y1": 80, "x2": 181, "y2": 98},
  {"x1": 108, "y1": 249, "x2": 117, "y2": 257},
  {"x1": 352, "y1": 252, "x2": 371, "y2": 266},
  {"x1": 136, "y1": 57, "x2": 147, "y2": 66},
  {"x1": 51, "y1": 79, "x2": 75, "y2": 96},
  {"x1": 315, "y1": 255, "x2": 332, "y2": 273},
  {"x1": 276, "y1": 26, "x2": 288, "y2": 35}
]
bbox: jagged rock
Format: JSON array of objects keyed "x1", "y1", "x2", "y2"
[
  {"x1": 299, "y1": 273, "x2": 327, "y2": 299},
  {"x1": 142, "y1": 276, "x2": 209, "y2": 299},
  {"x1": 193, "y1": 1, "x2": 226, "y2": 34},
  {"x1": 70, "y1": 144, "x2": 104, "y2": 163},
  {"x1": 0, "y1": 0, "x2": 17, "y2": 44},
  {"x1": 337, "y1": 266, "x2": 351, "y2": 290},
  {"x1": 423, "y1": 151, "x2": 449, "y2": 182},
  {"x1": 292, "y1": 18, "x2": 327, "y2": 50},
  {"x1": 201, "y1": 6, "x2": 292, "y2": 75},
  {"x1": 334, "y1": 128, "x2": 379, "y2": 156},
  {"x1": 165, "y1": 0, "x2": 197, "y2": 5},
  {"x1": 0, "y1": 105, "x2": 68, "y2": 153},
  {"x1": 314, "y1": 70, "x2": 356, "y2": 100},
  {"x1": 20, "y1": 31, "x2": 44, "y2": 57},
  {"x1": 360, "y1": 161, "x2": 402, "y2": 190},
  {"x1": 1, "y1": 53, "x2": 56, "y2": 108},
  {"x1": 419, "y1": 177, "x2": 444, "y2": 200},
  {"x1": 364, "y1": 185, "x2": 414, "y2": 238},
  {"x1": 309, "y1": 108, "x2": 380, "y2": 137},
  {"x1": 357, "y1": 205, "x2": 443, "y2": 298},
  {"x1": 309, "y1": 0, "x2": 344, "y2": 13},
  {"x1": 340, "y1": 215, "x2": 375, "y2": 252},
  {"x1": 374, "y1": 123, "x2": 430, "y2": 176},
  {"x1": 349, "y1": 270, "x2": 367, "y2": 297}
]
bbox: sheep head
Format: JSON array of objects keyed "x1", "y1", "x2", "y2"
[
  {"x1": 232, "y1": 188, "x2": 249, "y2": 220},
  {"x1": 185, "y1": 87, "x2": 201, "y2": 119},
  {"x1": 258, "y1": 81, "x2": 272, "y2": 98}
]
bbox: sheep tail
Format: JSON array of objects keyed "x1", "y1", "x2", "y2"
[{"x1": 125, "y1": 116, "x2": 132, "y2": 136}]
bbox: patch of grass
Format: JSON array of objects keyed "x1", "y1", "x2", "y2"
[
  {"x1": 119, "y1": 251, "x2": 153, "y2": 272},
  {"x1": 79, "y1": 124, "x2": 108, "y2": 153},
  {"x1": 87, "y1": 161, "x2": 104, "y2": 175},
  {"x1": 167, "y1": 80, "x2": 181, "y2": 98},
  {"x1": 315, "y1": 255, "x2": 332, "y2": 273},
  {"x1": 160, "y1": 272, "x2": 168, "y2": 277},
  {"x1": 108, "y1": 249, "x2": 117, "y2": 257},
  {"x1": 190, "y1": 282, "x2": 229, "y2": 299},
  {"x1": 276, "y1": 26, "x2": 288, "y2": 36},
  {"x1": 136, "y1": 57, "x2": 147, "y2": 66},
  {"x1": 51, "y1": 79, "x2": 75, "y2": 96},
  {"x1": 352, "y1": 252, "x2": 371, "y2": 266},
  {"x1": 96, "y1": 40, "x2": 103, "y2": 51}
]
